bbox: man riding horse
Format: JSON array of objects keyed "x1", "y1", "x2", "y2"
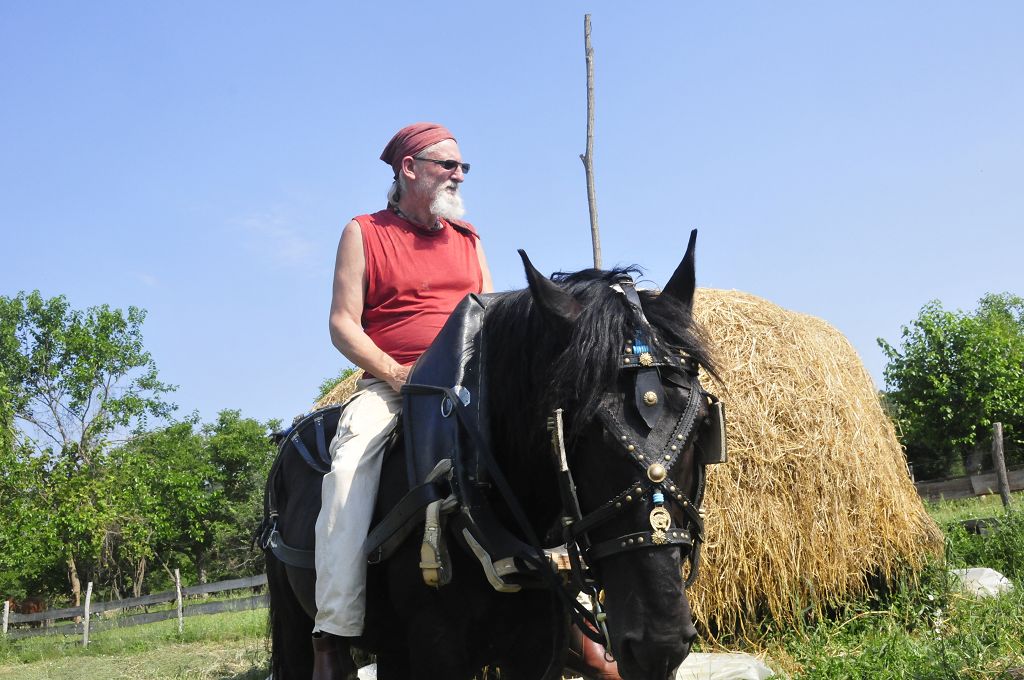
[{"x1": 313, "y1": 122, "x2": 618, "y2": 679}]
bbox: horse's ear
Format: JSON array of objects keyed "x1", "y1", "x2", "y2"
[
  {"x1": 659, "y1": 229, "x2": 697, "y2": 310},
  {"x1": 518, "y1": 250, "x2": 583, "y2": 327}
]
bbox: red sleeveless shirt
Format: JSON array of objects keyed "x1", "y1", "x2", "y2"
[{"x1": 357, "y1": 209, "x2": 482, "y2": 369}]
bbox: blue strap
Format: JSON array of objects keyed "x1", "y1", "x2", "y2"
[
  {"x1": 314, "y1": 415, "x2": 331, "y2": 470},
  {"x1": 291, "y1": 432, "x2": 331, "y2": 474}
]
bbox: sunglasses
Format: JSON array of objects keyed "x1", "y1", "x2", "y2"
[{"x1": 414, "y1": 157, "x2": 471, "y2": 174}]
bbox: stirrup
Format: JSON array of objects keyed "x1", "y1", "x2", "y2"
[{"x1": 420, "y1": 494, "x2": 458, "y2": 587}]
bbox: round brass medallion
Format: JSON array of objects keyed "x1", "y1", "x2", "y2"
[
  {"x1": 647, "y1": 463, "x2": 667, "y2": 483},
  {"x1": 643, "y1": 391, "x2": 658, "y2": 406},
  {"x1": 639, "y1": 352, "x2": 654, "y2": 367}
]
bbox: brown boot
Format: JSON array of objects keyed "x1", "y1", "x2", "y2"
[
  {"x1": 566, "y1": 622, "x2": 622, "y2": 680},
  {"x1": 311, "y1": 632, "x2": 357, "y2": 680}
]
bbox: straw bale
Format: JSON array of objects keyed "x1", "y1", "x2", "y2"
[
  {"x1": 689, "y1": 288, "x2": 943, "y2": 636},
  {"x1": 313, "y1": 370, "x2": 364, "y2": 410}
]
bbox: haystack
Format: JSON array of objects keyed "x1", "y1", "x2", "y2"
[
  {"x1": 315, "y1": 370, "x2": 363, "y2": 410},
  {"x1": 689, "y1": 288, "x2": 942, "y2": 636},
  {"x1": 312, "y1": 289, "x2": 943, "y2": 635}
]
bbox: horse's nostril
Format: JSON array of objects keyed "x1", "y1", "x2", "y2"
[{"x1": 617, "y1": 635, "x2": 689, "y2": 679}]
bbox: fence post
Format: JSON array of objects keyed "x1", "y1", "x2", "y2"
[
  {"x1": 992, "y1": 422, "x2": 1012, "y2": 509},
  {"x1": 82, "y1": 581, "x2": 93, "y2": 647},
  {"x1": 174, "y1": 568, "x2": 183, "y2": 634},
  {"x1": 2, "y1": 598, "x2": 8, "y2": 638}
]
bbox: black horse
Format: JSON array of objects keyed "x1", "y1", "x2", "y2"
[{"x1": 265, "y1": 231, "x2": 720, "y2": 680}]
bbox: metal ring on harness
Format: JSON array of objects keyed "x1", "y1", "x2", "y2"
[{"x1": 440, "y1": 395, "x2": 454, "y2": 418}]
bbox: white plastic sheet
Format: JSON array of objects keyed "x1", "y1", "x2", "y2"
[
  {"x1": 675, "y1": 652, "x2": 775, "y2": 680},
  {"x1": 348, "y1": 653, "x2": 778, "y2": 680},
  {"x1": 950, "y1": 567, "x2": 1015, "y2": 598}
]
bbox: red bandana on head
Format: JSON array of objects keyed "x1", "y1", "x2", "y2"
[{"x1": 380, "y1": 123, "x2": 456, "y2": 177}]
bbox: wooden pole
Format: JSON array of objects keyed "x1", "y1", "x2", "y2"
[
  {"x1": 2, "y1": 599, "x2": 9, "y2": 638},
  {"x1": 580, "y1": 13, "x2": 602, "y2": 269},
  {"x1": 174, "y1": 568, "x2": 184, "y2": 634},
  {"x1": 82, "y1": 581, "x2": 93, "y2": 647},
  {"x1": 992, "y1": 422, "x2": 1012, "y2": 508}
]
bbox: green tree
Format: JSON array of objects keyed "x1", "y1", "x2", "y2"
[
  {"x1": 879, "y1": 293, "x2": 1024, "y2": 479},
  {"x1": 104, "y1": 418, "x2": 209, "y2": 596},
  {"x1": 107, "y1": 410, "x2": 276, "y2": 588},
  {"x1": 201, "y1": 410, "x2": 278, "y2": 581},
  {"x1": 0, "y1": 291, "x2": 175, "y2": 604}
]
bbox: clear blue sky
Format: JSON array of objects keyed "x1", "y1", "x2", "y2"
[{"x1": 2, "y1": 2, "x2": 1022, "y2": 426}]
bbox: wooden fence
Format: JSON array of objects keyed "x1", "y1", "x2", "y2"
[
  {"x1": 2, "y1": 571, "x2": 267, "y2": 645},
  {"x1": 915, "y1": 466, "x2": 1024, "y2": 501}
]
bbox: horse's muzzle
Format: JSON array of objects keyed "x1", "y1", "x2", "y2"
[{"x1": 615, "y1": 629, "x2": 695, "y2": 680}]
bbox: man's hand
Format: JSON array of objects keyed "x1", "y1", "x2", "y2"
[{"x1": 385, "y1": 364, "x2": 410, "y2": 394}]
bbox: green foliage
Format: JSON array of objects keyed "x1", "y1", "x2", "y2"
[
  {"x1": 0, "y1": 291, "x2": 279, "y2": 604},
  {"x1": 0, "y1": 291, "x2": 177, "y2": 603},
  {"x1": 317, "y1": 366, "x2": 358, "y2": 401},
  {"x1": 755, "y1": 501, "x2": 1024, "y2": 678},
  {"x1": 108, "y1": 410, "x2": 278, "y2": 591},
  {"x1": 943, "y1": 509, "x2": 1024, "y2": 582},
  {"x1": 878, "y1": 293, "x2": 1024, "y2": 479}
]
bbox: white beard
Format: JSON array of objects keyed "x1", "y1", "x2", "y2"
[{"x1": 430, "y1": 182, "x2": 466, "y2": 221}]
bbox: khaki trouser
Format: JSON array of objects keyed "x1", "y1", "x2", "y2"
[{"x1": 313, "y1": 378, "x2": 402, "y2": 636}]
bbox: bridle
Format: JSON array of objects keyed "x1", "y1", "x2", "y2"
[{"x1": 550, "y1": 274, "x2": 725, "y2": 646}]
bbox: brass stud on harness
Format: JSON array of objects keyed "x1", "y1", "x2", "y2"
[
  {"x1": 677, "y1": 434, "x2": 684, "y2": 441},
  {"x1": 664, "y1": 454, "x2": 671, "y2": 461},
  {"x1": 621, "y1": 435, "x2": 628, "y2": 441},
  {"x1": 624, "y1": 358, "x2": 632, "y2": 364},
  {"x1": 647, "y1": 463, "x2": 667, "y2": 483},
  {"x1": 671, "y1": 445, "x2": 678, "y2": 451},
  {"x1": 627, "y1": 444, "x2": 636, "y2": 452},
  {"x1": 635, "y1": 486, "x2": 643, "y2": 494},
  {"x1": 625, "y1": 495, "x2": 633, "y2": 502},
  {"x1": 625, "y1": 346, "x2": 634, "y2": 354},
  {"x1": 639, "y1": 352, "x2": 654, "y2": 367},
  {"x1": 643, "y1": 391, "x2": 658, "y2": 406}
]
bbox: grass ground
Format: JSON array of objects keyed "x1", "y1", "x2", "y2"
[
  {"x1": 2, "y1": 495, "x2": 1021, "y2": 679},
  {"x1": 0, "y1": 609, "x2": 269, "y2": 679},
  {"x1": 924, "y1": 490, "x2": 1024, "y2": 525},
  {"x1": 746, "y1": 495, "x2": 1024, "y2": 679}
]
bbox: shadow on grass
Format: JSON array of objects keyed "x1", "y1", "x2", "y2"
[{"x1": 222, "y1": 665, "x2": 270, "y2": 680}]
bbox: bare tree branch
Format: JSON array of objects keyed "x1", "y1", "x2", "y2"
[{"x1": 580, "y1": 14, "x2": 602, "y2": 269}]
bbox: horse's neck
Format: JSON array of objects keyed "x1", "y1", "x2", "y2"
[{"x1": 483, "y1": 309, "x2": 561, "y2": 531}]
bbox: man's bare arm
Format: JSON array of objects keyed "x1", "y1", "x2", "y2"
[
  {"x1": 476, "y1": 238, "x2": 494, "y2": 294},
  {"x1": 329, "y1": 220, "x2": 410, "y2": 392}
]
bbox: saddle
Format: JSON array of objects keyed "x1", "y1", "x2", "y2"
[{"x1": 261, "y1": 293, "x2": 557, "y2": 592}]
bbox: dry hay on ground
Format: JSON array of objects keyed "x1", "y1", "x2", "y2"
[
  {"x1": 311, "y1": 289, "x2": 943, "y2": 637},
  {"x1": 689, "y1": 288, "x2": 943, "y2": 637}
]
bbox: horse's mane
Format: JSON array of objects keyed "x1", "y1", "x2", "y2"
[{"x1": 482, "y1": 266, "x2": 717, "y2": 530}]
